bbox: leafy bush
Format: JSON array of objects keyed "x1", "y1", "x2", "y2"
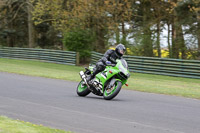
[{"x1": 63, "y1": 29, "x2": 95, "y2": 63}]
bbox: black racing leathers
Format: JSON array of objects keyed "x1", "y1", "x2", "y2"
[
  {"x1": 99, "y1": 49, "x2": 121, "y2": 65},
  {"x1": 89, "y1": 50, "x2": 121, "y2": 80}
]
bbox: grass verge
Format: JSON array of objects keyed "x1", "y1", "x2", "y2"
[
  {"x1": 0, "y1": 116, "x2": 71, "y2": 133},
  {"x1": 0, "y1": 58, "x2": 200, "y2": 99}
]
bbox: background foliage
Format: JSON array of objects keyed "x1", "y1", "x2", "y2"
[
  {"x1": 0, "y1": 0, "x2": 200, "y2": 60},
  {"x1": 63, "y1": 29, "x2": 95, "y2": 63}
]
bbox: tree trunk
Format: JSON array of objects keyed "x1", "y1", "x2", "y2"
[
  {"x1": 7, "y1": 36, "x2": 14, "y2": 47},
  {"x1": 172, "y1": 6, "x2": 180, "y2": 59},
  {"x1": 115, "y1": 27, "x2": 120, "y2": 44},
  {"x1": 178, "y1": 26, "x2": 186, "y2": 59},
  {"x1": 27, "y1": 0, "x2": 34, "y2": 48},
  {"x1": 172, "y1": 24, "x2": 178, "y2": 58},
  {"x1": 198, "y1": 27, "x2": 200, "y2": 60},
  {"x1": 198, "y1": 35, "x2": 200, "y2": 60},
  {"x1": 172, "y1": 20, "x2": 185, "y2": 59},
  {"x1": 167, "y1": 23, "x2": 172, "y2": 58},
  {"x1": 198, "y1": 34, "x2": 200, "y2": 51},
  {"x1": 95, "y1": 28, "x2": 106, "y2": 53},
  {"x1": 7, "y1": 22, "x2": 14, "y2": 47},
  {"x1": 121, "y1": 22, "x2": 127, "y2": 45},
  {"x1": 143, "y1": 27, "x2": 153, "y2": 57},
  {"x1": 156, "y1": 21, "x2": 161, "y2": 57},
  {"x1": 197, "y1": 14, "x2": 200, "y2": 60},
  {"x1": 142, "y1": 1, "x2": 153, "y2": 57}
]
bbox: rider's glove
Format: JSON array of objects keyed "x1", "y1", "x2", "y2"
[{"x1": 106, "y1": 61, "x2": 111, "y2": 65}]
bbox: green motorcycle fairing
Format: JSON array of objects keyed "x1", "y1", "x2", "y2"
[{"x1": 89, "y1": 59, "x2": 130, "y2": 92}]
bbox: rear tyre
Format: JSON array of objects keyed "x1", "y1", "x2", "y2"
[
  {"x1": 103, "y1": 81, "x2": 122, "y2": 100},
  {"x1": 77, "y1": 80, "x2": 91, "y2": 97}
]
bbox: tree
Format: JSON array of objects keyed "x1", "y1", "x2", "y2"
[
  {"x1": 32, "y1": 0, "x2": 133, "y2": 52},
  {"x1": 151, "y1": 0, "x2": 169, "y2": 57},
  {"x1": 188, "y1": 0, "x2": 200, "y2": 59},
  {"x1": 0, "y1": 0, "x2": 35, "y2": 48},
  {"x1": 130, "y1": 0, "x2": 154, "y2": 57},
  {"x1": 27, "y1": 0, "x2": 34, "y2": 48},
  {"x1": 0, "y1": 0, "x2": 27, "y2": 47},
  {"x1": 1, "y1": 0, "x2": 200, "y2": 60},
  {"x1": 165, "y1": 0, "x2": 187, "y2": 59},
  {"x1": 63, "y1": 29, "x2": 95, "y2": 63}
]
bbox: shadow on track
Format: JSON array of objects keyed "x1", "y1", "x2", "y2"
[{"x1": 75, "y1": 95, "x2": 128, "y2": 102}]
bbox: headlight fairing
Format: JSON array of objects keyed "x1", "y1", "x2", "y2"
[{"x1": 118, "y1": 65, "x2": 130, "y2": 80}]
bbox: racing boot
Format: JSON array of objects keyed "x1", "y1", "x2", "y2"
[
  {"x1": 86, "y1": 70, "x2": 99, "y2": 85},
  {"x1": 86, "y1": 76, "x2": 92, "y2": 85},
  {"x1": 86, "y1": 74, "x2": 95, "y2": 85}
]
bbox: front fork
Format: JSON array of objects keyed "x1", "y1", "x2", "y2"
[{"x1": 107, "y1": 78, "x2": 116, "y2": 89}]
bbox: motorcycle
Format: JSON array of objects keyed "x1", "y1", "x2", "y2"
[{"x1": 77, "y1": 58, "x2": 130, "y2": 100}]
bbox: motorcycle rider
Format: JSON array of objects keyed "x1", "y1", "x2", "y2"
[{"x1": 86, "y1": 44, "x2": 126, "y2": 83}]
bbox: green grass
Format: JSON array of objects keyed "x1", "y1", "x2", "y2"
[
  {"x1": 0, "y1": 58, "x2": 200, "y2": 99},
  {"x1": 0, "y1": 116, "x2": 71, "y2": 133},
  {"x1": 0, "y1": 58, "x2": 82, "y2": 81}
]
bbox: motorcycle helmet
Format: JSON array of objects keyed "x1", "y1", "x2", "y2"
[{"x1": 115, "y1": 44, "x2": 126, "y2": 57}]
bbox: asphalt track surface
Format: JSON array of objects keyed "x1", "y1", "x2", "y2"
[{"x1": 0, "y1": 72, "x2": 200, "y2": 133}]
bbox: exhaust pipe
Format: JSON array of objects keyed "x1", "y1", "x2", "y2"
[
  {"x1": 79, "y1": 71, "x2": 90, "y2": 89},
  {"x1": 79, "y1": 71, "x2": 85, "y2": 79}
]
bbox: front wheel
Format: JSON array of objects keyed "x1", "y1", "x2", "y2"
[
  {"x1": 77, "y1": 80, "x2": 91, "y2": 97},
  {"x1": 103, "y1": 81, "x2": 122, "y2": 100}
]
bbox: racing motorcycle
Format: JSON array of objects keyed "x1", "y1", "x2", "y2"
[{"x1": 77, "y1": 58, "x2": 130, "y2": 100}]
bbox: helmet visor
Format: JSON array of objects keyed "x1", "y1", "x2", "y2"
[{"x1": 119, "y1": 49, "x2": 125, "y2": 55}]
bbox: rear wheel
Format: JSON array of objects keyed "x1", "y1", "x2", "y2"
[
  {"x1": 103, "y1": 81, "x2": 122, "y2": 100},
  {"x1": 77, "y1": 80, "x2": 91, "y2": 97}
]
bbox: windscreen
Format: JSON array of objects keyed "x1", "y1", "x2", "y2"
[{"x1": 120, "y1": 58, "x2": 128, "y2": 69}]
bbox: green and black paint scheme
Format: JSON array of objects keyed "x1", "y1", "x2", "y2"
[{"x1": 77, "y1": 58, "x2": 130, "y2": 100}]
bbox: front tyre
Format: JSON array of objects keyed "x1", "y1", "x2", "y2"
[
  {"x1": 103, "y1": 81, "x2": 122, "y2": 100},
  {"x1": 77, "y1": 80, "x2": 91, "y2": 97}
]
